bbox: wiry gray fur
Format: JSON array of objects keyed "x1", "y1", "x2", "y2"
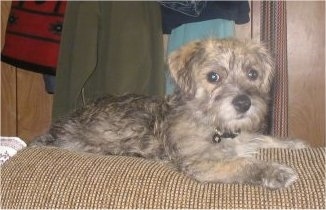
[{"x1": 31, "y1": 38, "x2": 307, "y2": 189}]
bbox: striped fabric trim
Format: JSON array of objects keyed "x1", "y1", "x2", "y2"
[
  {"x1": 1, "y1": 147, "x2": 325, "y2": 209},
  {"x1": 260, "y1": 1, "x2": 289, "y2": 138}
]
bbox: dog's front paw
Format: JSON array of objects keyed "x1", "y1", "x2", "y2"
[{"x1": 262, "y1": 163, "x2": 298, "y2": 189}]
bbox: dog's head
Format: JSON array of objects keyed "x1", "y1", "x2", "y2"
[{"x1": 168, "y1": 38, "x2": 274, "y2": 133}]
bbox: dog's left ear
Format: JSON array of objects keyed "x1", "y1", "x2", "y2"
[
  {"x1": 255, "y1": 43, "x2": 275, "y2": 93},
  {"x1": 168, "y1": 41, "x2": 202, "y2": 98}
]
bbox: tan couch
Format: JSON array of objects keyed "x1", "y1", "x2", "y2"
[{"x1": 1, "y1": 146, "x2": 325, "y2": 209}]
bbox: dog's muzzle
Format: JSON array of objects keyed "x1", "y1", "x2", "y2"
[{"x1": 232, "y1": 94, "x2": 251, "y2": 113}]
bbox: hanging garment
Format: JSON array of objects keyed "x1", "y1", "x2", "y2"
[
  {"x1": 52, "y1": 1, "x2": 164, "y2": 120},
  {"x1": 160, "y1": 1, "x2": 207, "y2": 18},
  {"x1": 1, "y1": 1, "x2": 67, "y2": 75},
  {"x1": 160, "y1": 1, "x2": 250, "y2": 34}
]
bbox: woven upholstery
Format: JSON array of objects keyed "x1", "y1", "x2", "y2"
[
  {"x1": 1, "y1": 147, "x2": 325, "y2": 209},
  {"x1": 260, "y1": 1, "x2": 289, "y2": 137}
]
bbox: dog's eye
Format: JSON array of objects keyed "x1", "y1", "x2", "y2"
[
  {"x1": 247, "y1": 69, "x2": 258, "y2": 80},
  {"x1": 207, "y1": 72, "x2": 220, "y2": 83}
]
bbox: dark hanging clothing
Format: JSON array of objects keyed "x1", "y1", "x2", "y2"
[{"x1": 160, "y1": 1, "x2": 250, "y2": 34}]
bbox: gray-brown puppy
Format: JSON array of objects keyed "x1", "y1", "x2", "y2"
[{"x1": 31, "y1": 38, "x2": 306, "y2": 189}]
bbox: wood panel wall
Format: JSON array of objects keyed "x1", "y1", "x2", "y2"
[
  {"x1": 287, "y1": 1, "x2": 325, "y2": 147},
  {"x1": 1, "y1": 1, "x2": 16, "y2": 137},
  {"x1": 1, "y1": 1, "x2": 53, "y2": 142},
  {"x1": 1, "y1": 1, "x2": 325, "y2": 146}
]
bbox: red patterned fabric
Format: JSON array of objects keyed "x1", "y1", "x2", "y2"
[
  {"x1": 260, "y1": 1, "x2": 288, "y2": 138},
  {"x1": 1, "y1": 1, "x2": 67, "y2": 75}
]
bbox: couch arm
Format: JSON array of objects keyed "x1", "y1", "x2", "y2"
[{"x1": 1, "y1": 146, "x2": 325, "y2": 209}]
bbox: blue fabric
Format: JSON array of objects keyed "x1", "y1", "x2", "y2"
[
  {"x1": 166, "y1": 19, "x2": 235, "y2": 95},
  {"x1": 43, "y1": 74, "x2": 56, "y2": 94}
]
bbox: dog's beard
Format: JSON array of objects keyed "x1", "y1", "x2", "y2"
[
  {"x1": 203, "y1": 90, "x2": 268, "y2": 133},
  {"x1": 216, "y1": 98, "x2": 267, "y2": 133}
]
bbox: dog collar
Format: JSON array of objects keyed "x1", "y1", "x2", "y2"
[{"x1": 212, "y1": 128, "x2": 240, "y2": 144}]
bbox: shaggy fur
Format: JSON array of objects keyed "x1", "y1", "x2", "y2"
[{"x1": 31, "y1": 38, "x2": 306, "y2": 189}]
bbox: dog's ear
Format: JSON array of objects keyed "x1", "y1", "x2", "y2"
[
  {"x1": 254, "y1": 43, "x2": 275, "y2": 93},
  {"x1": 167, "y1": 41, "x2": 202, "y2": 98}
]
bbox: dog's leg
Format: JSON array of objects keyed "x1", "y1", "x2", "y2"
[
  {"x1": 175, "y1": 135, "x2": 299, "y2": 189},
  {"x1": 247, "y1": 134, "x2": 308, "y2": 149},
  {"x1": 182, "y1": 156, "x2": 298, "y2": 189}
]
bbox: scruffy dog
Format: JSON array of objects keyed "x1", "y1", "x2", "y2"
[{"x1": 31, "y1": 38, "x2": 306, "y2": 189}]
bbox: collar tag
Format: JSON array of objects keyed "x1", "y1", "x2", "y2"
[
  {"x1": 211, "y1": 129, "x2": 239, "y2": 144},
  {"x1": 212, "y1": 132, "x2": 222, "y2": 143}
]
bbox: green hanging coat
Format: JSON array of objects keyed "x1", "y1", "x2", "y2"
[{"x1": 53, "y1": 1, "x2": 164, "y2": 120}]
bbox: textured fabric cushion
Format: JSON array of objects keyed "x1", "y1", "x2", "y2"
[{"x1": 1, "y1": 147, "x2": 325, "y2": 209}]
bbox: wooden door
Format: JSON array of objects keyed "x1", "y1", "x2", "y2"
[{"x1": 287, "y1": 1, "x2": 325, "y2": 147}]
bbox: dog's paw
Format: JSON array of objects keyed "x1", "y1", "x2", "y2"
[{"x1": 262, "y1": 164, "x2": 298, "y2": 190}]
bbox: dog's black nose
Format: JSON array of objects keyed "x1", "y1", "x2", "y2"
[{"x1": 232, "y1": 95, "x2": 251, "y2": 113}]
